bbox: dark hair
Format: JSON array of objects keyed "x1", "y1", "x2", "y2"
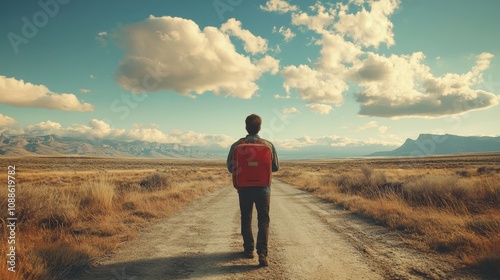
[{"x1": 245, "y1": 114, "x2": 262, "y2": 135}]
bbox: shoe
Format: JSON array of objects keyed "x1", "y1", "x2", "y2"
[
  {"x1": 258, "y1": 254, "x2": 269, "y2": 267},
  {"x1": 243, "y1": 250, "x2": 254, "y2": 259}
]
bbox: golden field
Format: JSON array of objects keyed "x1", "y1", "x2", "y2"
[
  {"x1": 0, "y1": 154, "x2": 499, "y2": 279},
  {"x1": 274, "y1": 152, "x2": 500, "y2": 276},
  {"x1": 0, "y1": 157, "x2": 230, "y2": 280}
]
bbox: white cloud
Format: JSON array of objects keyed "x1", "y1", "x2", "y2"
[
  {"x1": 306, "y1": 103, "x2": 333, "y2": 115},
  {"x1": 291, "y1": 2, "x2": 336, "y2": 33},
  {"x1": 0, "y1": 75, "x2": 94, "y2": 112},
  {"x1": 356, "y1": 121, "x2": 379, "y2": 132},
  {"x1": 221, "y1": 18, "x2": 268, "y2": 54},
  {"x1": 96, "y1": 31, "x2": 108, "y2": 46},
  {"x1": 378, "y1": 126, "x2": 389, "y2": 134},
  {"x1": 13, "y1": 119, "x2": 235, "y2": 148},
  {"x1": 25, "y1": 119, "x2": 126, "y2": 139},
  {"x1": 317, "y1": 32, "x2": 362, "y2": 70},
  {"x1": 277, "y1": 134, "x2": 397, "y2": 150},
  {"x1": 282, "y1": 64, "x2": 347, "y2": 105},
  {"x1": 334, "y1": 0, "x2": 400, "y2": 48},
  {"x1": 169, "y1": 130, "x2": 235, "y2": 147},
  {"x1": 274, "y1": 93, "x2": 291, "y2": 99},
  {"x1": 352, "y1": 52, "x2": 499, "y2": 117},
  {"x1": 266, "y1": 0, "x2": 498, "y2": 118},
  {"x1": 282, "y1": 107, "x2": 299, "y2": 115},
  {"x1": 26, "y1": 120, "x2": 63, "y2": 135},
  {"x1": 274, "y1": 26, "x2": 296, "y2": 42},
  {"x1": 115, "y1": 16, "x2": 276, "y2": 99},
  {"x1": 127, "y1": 128, "x2": 176, "y2": 143},
  {"x1": 256, "y1": 55, "x2": 280, "y2": 75},
  {"x1": 80, "y1": 89, "x2": 91, "y2": 94},
  {"x1": 0, "y1": 114, "x2": 16, "y2": 127},
  {"x1": 260, "y1": 0, "x2": 298, "y2": 14}
]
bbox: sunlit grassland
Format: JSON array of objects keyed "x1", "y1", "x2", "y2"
[
  {"x1": 275, "y1": 153, "x2": 500, "y2": 277},
  {"x1": 0, "y1": 157, "x2": 230, "y2": 280}
]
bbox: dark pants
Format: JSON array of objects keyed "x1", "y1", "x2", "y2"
[{"x1": 238, "y1": 187, "x2": 271, "y2": 256}]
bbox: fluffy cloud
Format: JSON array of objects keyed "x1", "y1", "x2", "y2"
[
  {"x1": 260, "y1": 0, "x2": 298, "y2": 14},
  {"x1": 14, "y1": 119, "x2": 235, "y2": 147},
  {"x1": 277, "y1": 134, "x2": 396, "y2": 150},
  {"x1": 262, "y1": 0, "x2": 401, "y2": 115},
  {"x1": 282, "y1": 107, "x2": 299, "y2": 115},
  {"x1": 352, "y1": 52, "x2": 499, "y2": 117},
  {"x1": 221, "y1": 18, "x2": 268, "y2": 54},
  {"x1": 25, "y1": 119, "x2": 126, "y2": 139},
  {"x1": 25, "y1": 120, "x2": 63, "y2": 135},
  {"x1": 274, "y1": 26, "x2": 296, "y2": 42},
  {"x1": 256, "y1": 55, "x2": 280, "y2": 75},
  {"x1": 356, "y1": 121, "x2": 379, "y2": 132},
  {"x1": 317, "y1": 32, "x2": 362, "y2": 70},
  {"x1": 291, "y1": 2, "x2": 336, "y2": 33},
  {"x1": 127, "y1": 128, "x2": 177, "y2": 143},
  {"x1": 355, "y1": 121, "x2": 390, "y2": 134},
  {"x1": 0, "y1": 76, "x2": 94, "y2": 111},
  {"x1": 334, "y1": 0, "x2": 400, "y2": 48},
  {"x1": 115, "y1": 16, "x2": 277, "y2": 98},
  {"x1": 282, "y1": 65, "x2": 347, "y2": 105},
  {"x1": 80, "y1": 89, "x2": 91, "y2": 94},
  {"x1": 306, "y1": 103, "x2": 333, "y2": 115},
  {"x1": 0, "y1": 114, "x2": 16, "y2": 127},
  {"x1": 169, "y1": 130, "x2": 235, "y2": 147}
]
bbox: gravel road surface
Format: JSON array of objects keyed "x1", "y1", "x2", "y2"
[{"x1": 74, "y1": 180, "x2": 476, "y2": 280}]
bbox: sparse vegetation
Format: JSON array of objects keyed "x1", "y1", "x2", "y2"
[
  {"x1": 275, "y1": 153, "x2": 500, "y2": 277},
  {"x1": 2, "y1": 154, "x2": 499, "y2": 279},
  {"x1": 0, "y1": 157, "x2": 230, "y2": 280}
]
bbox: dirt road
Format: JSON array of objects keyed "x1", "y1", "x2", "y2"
[{"x1": 74, "y1": 180, "x2": 476, "y2": 280}]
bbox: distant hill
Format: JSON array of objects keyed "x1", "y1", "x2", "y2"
[
  {"x1": 0, "y1": 134, "x2": 213, "y2": 158},
  {"x1": 370, "y1": 134, "x2": 500, "y2": 157}
]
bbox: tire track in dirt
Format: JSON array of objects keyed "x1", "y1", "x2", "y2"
[{"x1": 73, "y1": 180, "x2": 478, "y2": 280}]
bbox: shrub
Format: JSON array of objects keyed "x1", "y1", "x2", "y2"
[
  {"x1": 140, "y1": 172, "x2": 170, "y2": 190},
  {"x1": 456, "y1": 170, "x2": 471, "y2": 177}
]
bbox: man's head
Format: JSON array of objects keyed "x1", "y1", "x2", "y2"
[{"x1": 245, "y1": 114, "x2": 262, "y2": 135}]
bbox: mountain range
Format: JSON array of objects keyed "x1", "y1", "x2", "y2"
[
  {"x1": 369, "y1": 134, "x2": 500, "y2": 157},
  {"x1": 0, "y1": 134, "x2": 213, "y2": 158},
  {"x1": 1, "y1": 133, "x2": 499, "y2": 159}
]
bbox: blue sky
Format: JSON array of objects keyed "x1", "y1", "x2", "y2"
[{"x1": 1, "y1": 0, "x2": 499, "y2": 152}]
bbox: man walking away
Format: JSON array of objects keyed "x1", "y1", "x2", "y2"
[{"x1": 227, "y1": 114, "x2": 279, "y2": 267}]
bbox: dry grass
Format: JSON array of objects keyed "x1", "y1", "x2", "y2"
[
  {"x1": 275, "y1": 153, "x2": 500, "y2": 277},
  {"x1": 0, "y1": 157, "x2": 230, "y2": 280}
]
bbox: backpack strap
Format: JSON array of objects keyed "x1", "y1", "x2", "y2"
[{"x1": 240, "y1": 137, "x2": 264, "y2": 144}]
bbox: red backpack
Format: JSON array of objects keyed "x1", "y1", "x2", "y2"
[{"x1": 232, "y1": 138, "x2": 272, "y2": 189}]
